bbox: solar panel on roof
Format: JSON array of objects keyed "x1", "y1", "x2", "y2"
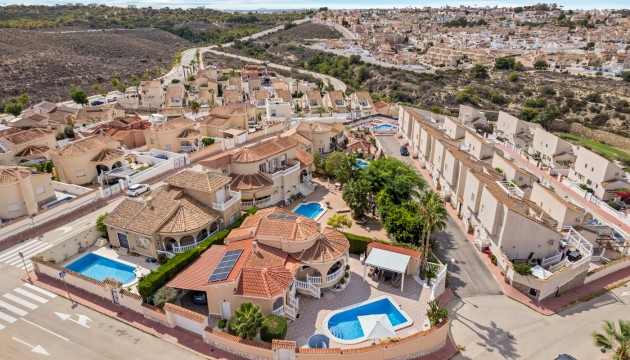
[
  {"x1": 207, "y1": 249, "x2": 244, "y2": 282},
  {"x1": 267, "y1": 213, "x2": 298, "y2": 220}
]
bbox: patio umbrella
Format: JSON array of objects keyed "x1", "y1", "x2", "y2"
[{"x1": 358, "y1": 314, "x2": 396, "y2": 340}]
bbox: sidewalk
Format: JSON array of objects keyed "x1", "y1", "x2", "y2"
[
  {"x1": 396, "y1": 137, "x2": 630, "y2": 315},
  {"x1": 498, "y1": 143, "x2": 630, "y2": 234},
  {"x1": 26, "y1": 272, "x2": 239, "y2": 360}
]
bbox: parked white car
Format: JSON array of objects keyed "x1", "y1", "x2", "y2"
[{"x1": 126, "y1": 184, "x2": 150, "y2": 197}]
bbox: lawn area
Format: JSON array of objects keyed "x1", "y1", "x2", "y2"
[{"x1": 556, "y1": 133, "x2": 630, "y2": 166}]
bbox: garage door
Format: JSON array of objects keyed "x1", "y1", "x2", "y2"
[{"x1": 174, "y1": 313, "x2": 203, "y2": 335}]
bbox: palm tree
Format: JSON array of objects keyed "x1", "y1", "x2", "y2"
[
  {"x1": 317, "y1": 107, "x2": 325, "y2": 117},
  {"x1": 592, "y1": 320, "x2": 630, "y2": 360},
  {"x1": 208, "y1": 88, "x2": 215, "y2": 107},
  {"x1": 342, "y1": 177, "x2": 370, "y2": 219},
  {"x1": 189, "y1": 99, "x2": 201, "y2": 115},
  {"x1": 418, "y1": 191, "x2": 448, "y2": 273},
  {"x1": 228, "y1": 303, "x2": 263, "y2": 340},
  {"x1": 426, "y1": 300, "x2": 448, "y2": 328},
  {"x1": 424, "y1": 264, "x2": 438, "y2": 286}
]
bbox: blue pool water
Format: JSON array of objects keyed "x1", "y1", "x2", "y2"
[
  {"x1": 373, "y1": 124, "x2": 397, "y2": 132},
  {"x1": 293, "y1": 202, "x2": 325, "y2": 219},
  {"x1": 66, "y1": 253, "x2": 136, "y2": 284},
  {"x1": 356, "y1": 160, "x2": 369, "y2": 169},
  {"x1": 327, "y1": 298, "x2": 408, "y2": 341}
]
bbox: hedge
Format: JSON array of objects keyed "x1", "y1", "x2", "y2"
[
  {"x1": 138, "y1": 207, "x2": 260, "y2": 301},
  {"x1": 342, "y1": 232, "x2": 420, "y2": 255},
  {"x1": 260, "y1": 315, "x2": 287, "y2": 342}
]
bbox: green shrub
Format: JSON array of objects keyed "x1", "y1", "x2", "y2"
[
  {"x1": 513, "y1": 262, "x2": 532, "y2": 276},
  {"x1": 342, "y1": 232, "x2": 372, "y2": 254},
  {"x1": 138, "y1": 207, "x2": 260, "y2": 300},
  {"x1": 345, "y1": 264, "x2": 350, "y2": 270},
  {"x1": 260, "y1": 315, "x2": 288, "y2": 342},
  {"x1": 607, "y1": 201, "x2": 622, "y2": 211},
  {"x1": 340, "y1": 277, "x2": 346, "y2": 285},
  {"x1": 344, "y1": 271, "x2": 349, "y2": 279},
  {"x1": 218, "y1": 319, "x2": 227, "y2": 329},
  {"x1": 152, "y1": 286, "x2": 177, "y2": 308}
]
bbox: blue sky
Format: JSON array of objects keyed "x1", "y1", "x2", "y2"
[{"x1": 3, "y1": 0, "x2": 629, "y2": 10}]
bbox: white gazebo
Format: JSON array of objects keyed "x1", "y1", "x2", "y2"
[{"x1": 363, "y1": 247, "x2": 410, "y2": 292}]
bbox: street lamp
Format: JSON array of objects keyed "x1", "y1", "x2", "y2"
[
  {"x1": 18, "y1": 252, "x2": 31, "y2": 283},
  {"x1": 58, "y1": 271, "x2": 76, "y2": 308}
]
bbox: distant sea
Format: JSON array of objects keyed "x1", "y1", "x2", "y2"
[{"x1": 4, "y1": 0, "x2": 629, "y2": 10}]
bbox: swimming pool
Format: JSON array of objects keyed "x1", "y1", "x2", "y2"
[
  {"x1": 66, "y1": 253, "x2": 137, "y2": 285},
  {"x1": 323, "y1": 296, "x2": 413, "y2": 344},
  {"x1": 356, "y1": 160, "x2": 369, "y2": 169},
  {"x1": 293, "y1": 202, "x2": 326, "y2": 220},
  {"x1": 373, "y1": 124, "x2": 397, "y2": 132}
]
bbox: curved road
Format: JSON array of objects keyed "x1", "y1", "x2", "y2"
[{"x1": 162, "y1": 18, "x2": 347, "y2": 92}]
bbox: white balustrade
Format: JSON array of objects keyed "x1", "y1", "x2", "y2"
[
  {"x1": 212, "y1": 191, "x2": 241, "y2": 211},
  {"x1": 325, "y1": 267, "x2": 344, "y2": 283}
]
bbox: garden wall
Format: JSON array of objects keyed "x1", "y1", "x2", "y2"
[
  {"x1": 585, "y1": 256, "x2": 630, "y2": 284},
  {"x1": 31, "y1": 257, "x2": 114, "y2": 300},
  {"x1": 569, "y1": 123, "x2": 630, "y2": 152},
  {"x1": 37, "y1": 227, "x2": 103, "y2": 263}
]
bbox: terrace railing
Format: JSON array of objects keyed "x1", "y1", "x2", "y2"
[
  {"x1": 307, "y1": 274, "x2": 323, "y2": 285},
  {"x1": 325, "y1": 267, "x2": 344, "y2": 283},
  {"x1": 295, "y1": 279, "x2": 321, "y2": 298},
  {"x1": 212, "y1": 191, "x2": 241, "y2": 212}
]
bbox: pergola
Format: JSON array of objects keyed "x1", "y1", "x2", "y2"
[{"x1": 363, "y1": 248, "x2": 410, "y2": 292}]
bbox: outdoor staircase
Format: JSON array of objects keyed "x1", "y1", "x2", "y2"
[
  {"x1": 328, "y1": 325, "x2": 343, "y2": 339},
  {"x1": 299, "y1": 183, "x2": 314, "y2": 197}
]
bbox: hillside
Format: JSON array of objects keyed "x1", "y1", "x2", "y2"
[{"x1": 0, "y1": 28, "x2": 190, "y2": 105}]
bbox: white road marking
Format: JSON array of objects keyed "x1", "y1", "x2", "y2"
[
  {"x1": 54, "y1": 312, "x2": 92, "y2": 328},
  {"x1": 0, "y1": 240, "x2": 40, "y2": 261},
  {"x1": 3, "y1": 294, "x2": 38, "y2": 310},
  {"x1": 0, "y1": 311, "x2": 17, "y2": 323},
  {"x1": 20, "y1": 319, "x2": 69, "y2": 341},
  {"x1": 23, "y1": 284, "x2": 57, "y2": 298},
  {"x1": 0, "y1": 300, "x2": 28, "y2": 316},
  {"x1": 12, "y1": 337, "x2": 50, "y2": 356},
  {"x1": 621, "y1": 291, "x2": 630, "y2": 297},
  {"x1": 0, "y1": 323, "x2": 5, "y2": 331},
  {"x1": 14, "y1": 288, "x2": 48, "y2": 304},
  {"x1": 6, "y1": 243, "x2": 52, "y2": 265}
]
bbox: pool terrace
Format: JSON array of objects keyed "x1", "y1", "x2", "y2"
[{"x1": 286, "y1": 255, "x2": 431, "y2": 349}]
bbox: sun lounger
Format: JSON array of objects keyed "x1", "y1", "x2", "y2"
[{"x1": 335, "y1": 208, "x2": 351, "y2": 214}]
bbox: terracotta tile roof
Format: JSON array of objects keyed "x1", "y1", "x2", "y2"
[
  {"x1": 244, "y1": 243, "x2": 287, "y2": 269},
  {"x1": 291, "y1": 227, "x2": 349, "y2": 263},
  {"x1": 373, "y1": 101, "x2": 389, "y2": 109},
  {"x1": 347, "y1": 138, "x2": 372, "y2": 151},
  {"x1": 296, "y1": 148, "x2": 314, "y2": 168},
  {"x1": 306, "y1": 90, "x2": 322, "y2": 102},
  {"x1": 165, "y1": 169, "x2": 231, "y2": 193},
  {"x1": 209, "y1": 102, "x2": 252, "y2": 116},
  {"x1": 367, "y1": 242, "x2": 421, "y2": 258},
  {"x1": 103, "y1": 186, "x2": 218, "y2": 236},
  {"x1": 14, "y1": 145, "x2": 50, "y2": 158},
  {"x1": 354, "y1": 91, "x2": 373, "y2": 104},
  {"x1": 178, "y1": 128, "x2": 201, "y2": 138},
  {"x1": 152, "y1": 117, "x2": 194, "y2": 132},
  {"x1": 222, "y1": 90, "x2": 241, "y2": 101},
  {"x1": 0, "y1": 166, "x2": 35, "y2": 185},
  {"x1": 289, "y1": 133, "x2": 312, "y2": 147},
  {"x1": 199, "y1": 152, "x2": 233, "y2": 170},
  {"x1": 255, "y1": 215, "x2": 319, "y2": 242},
  {"x1": 159, "y1": 196, "x2": 220, "y2": 234},
  {"x1": 296, "y1": 121, "x2": 331, "y2": 134},
  {"x1": 158, "y1": 107, "x2": 187, "y2": 116},
  {"x1": 56, "y1": 134, "x2": 120, "y2": 157},
  {"x1": 230, "y1": 173, "x2": 274, "y2": 191},
  {"x1": 331, "y1": 122, "x2": 345, "y2": 133},
  {"x1": 31, "y1": 101, "x2": 57, "y2": 113},
  {"x1": 232, "y1": 137, "x2": 297, "y2": 163},
  {"x1": 201, "y1": 114, "x2": 231, "y2": 127},
  {"x1": 235, "y1": 266, "x2": 294, "y2": 298},
  {"x1": 254, "y1": 90, "x2": 270, "y2": 100},
  {"x1": 91, "y1": 148, "x2": 124, "y2": 162},
  {"x1": 275, "y1": 90, "x2": 292, "y2": 102},
  {"x1": 2, "y1": 128, "x2": 53, "y2": 146},
  {"x1": 165, "y1": 84, "x2": 185, "y2": 99},
  {"x1": 167, "y1": 245, "x2": 226, "y2": 290}
]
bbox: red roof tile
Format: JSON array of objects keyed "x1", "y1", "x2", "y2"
[{"x1": 367, "y1": 242, "x2": 421, "y2": 258}]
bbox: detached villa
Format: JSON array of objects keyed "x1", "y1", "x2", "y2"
[
  {"x1": 103, "y1": 169, "x2": 241, "y2": 258},
  {"x1": 167, "y1": 207, "x2": 350, "y2": 319}
]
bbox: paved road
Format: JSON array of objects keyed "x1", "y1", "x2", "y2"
[
  {"x1": 0, "y1": 264, "x2": 205, "y2": 360},
  {"x1": 449, "y1": 285, "x2": 630, "y2": 359},
  {"x1": 378, "y1": 135, "x2": 502, "y2": 298}
]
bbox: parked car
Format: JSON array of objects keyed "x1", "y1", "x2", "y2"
[
  {"x1": 554, "y1": 355, "x2": 577, "y2": 360},
  {"x1": 107, "y1": 96, "x2": 118, "y2": 103},
  {"x1": 90, "y1": 99, "x2": 104, "y2": 106},
  {"x1": 400, "y1": 146, "x2": 409, "y2": 156},
  {"x1": 126, "y1": 184, "x2": 150, "y2": 197},
  {"x1": 192, "y1": 291, "x2": 207, "y2": 305}
]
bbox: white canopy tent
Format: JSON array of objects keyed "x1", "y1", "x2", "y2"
[
  {"x1": 363, "y1": 248, "x2": 410, "y2": 291},
  {"x1": 358, "y1": 314, "x2": 396, "y2": 340}
]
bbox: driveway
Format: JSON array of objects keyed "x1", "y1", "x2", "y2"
[{"x1": 378, "y1": 135, "x2": 502, "y2": 298}]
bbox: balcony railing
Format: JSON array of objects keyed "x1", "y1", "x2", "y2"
[
  {"x1": 172, "y1": 229, "x2": 219, "y2": 254},
  {"x1": 273, "y1": 305, "x2": 297, "y2": 319},
  {"x1": 497, "y1": 180, "x2": 525, "y2": 199},
  {"x1": 212, "y1": 191, "x2": 241, "y2": 211},
  {"x1": 156, "y1": 250, "x2": 175, "y2": 259},
  {"x1": 295, "y1": 279, "x2": 321, "y2": 298},
  {"x1": 289, "y1": 295, "x2": 299, "y2": 309},
  {"x1": 270, "y1": 163, "x2": 301, "y2": 180},
  {"x1": 240, "y1": 196, "x2": 272, "y2": 209},
  {"x1": 325, "y1": 267, "x2": 345, "y2": 283},
  {"x1": 307, "y1": 274, "x2": 322, "y2": 284}
]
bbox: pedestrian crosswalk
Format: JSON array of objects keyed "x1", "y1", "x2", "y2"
[
  {"x1": 0, "y1": 239, "x2": 54, "y2": 270},
  {"x1": 0, "y1": 284, "x2": 56, "y2": 331}
]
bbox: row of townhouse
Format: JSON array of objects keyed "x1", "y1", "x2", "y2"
[
  {"x1": 398, "y1": 105, "x2": 598, "y2": 302},
  {"x1": 495, "y1": 111, "x2": 629, "y2": 201}
]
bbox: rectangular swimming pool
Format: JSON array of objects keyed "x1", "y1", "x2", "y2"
[
  {"x1": 66, "y1": 253, "x2": 137, "y2": 285},
  {"x1": 323, "y1": 296, "x2": 413, "y2": 344}
]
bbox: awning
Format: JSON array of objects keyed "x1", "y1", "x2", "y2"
[{"x1": 364, "y1": 248, "x2": 410, "y2": 274}]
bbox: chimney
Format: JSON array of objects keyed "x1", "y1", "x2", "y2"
[
  {"x1": 146, "y1": 196, "x2": 154, "y2": 209},
  {"x1": 252, "y1": 240, "x2": 258, "y2": 253}
]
